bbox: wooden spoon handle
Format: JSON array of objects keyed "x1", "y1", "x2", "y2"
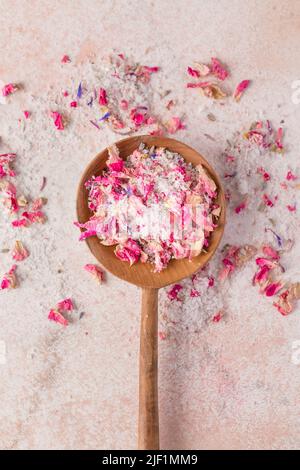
[{"x1": 138, "y1": 287, "x2": 159, "y2": 450}]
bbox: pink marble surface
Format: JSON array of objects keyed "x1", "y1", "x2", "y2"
[{"x1": 1, "y1": 0, "x2": 300, "y2": 450}]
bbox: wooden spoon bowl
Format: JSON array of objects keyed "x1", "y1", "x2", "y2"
[{"x1": 76, "y1": 135, "x2": 226, "y2": 449}]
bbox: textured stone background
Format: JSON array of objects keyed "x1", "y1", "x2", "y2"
[{"x1": 0, "y1": 0, "x2": 300, "y2": 450}]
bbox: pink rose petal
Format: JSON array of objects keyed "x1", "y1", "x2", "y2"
[
  {"x1": 1, "y1": 264, "x2": 17, "y2": 290},
  {"x1": 262, "y1": 245, "x2": 279, "y2": 260},
  {"x1": 50, "y1": 111, "x2": 64, "y2": 130},
  {"x1": 167, "y1": 284, "x2": 183, "y2": 301},
  {"x1": 233, "y1": 80, "x2": 250, "y2": 101},
  {"x1": 99, "y1": 88, "x2": 108, "y2": 106},
  {"x1": 235, "y1": 201, "x2": 247, "y2": 214},
  {"x1": 2, "y1": 83, "x2": 18, "y2": 96},
  {"x1": 48, "y1": 309, "x2": 68, "y2": 326},
  {"x1": 84, "y1": 263, "x2": 104, "y2": 283},
  {"x1": 264, "y1": 282, "x2": 283, "y2": 297},
  {"x1": 190, "y1": 288, "x2": 201, "y2": 297},
  {"x1": 187, "y1": 66, "x2": 200, "y2": 78},
  {"x1": 12, "y1": 240, "x2": 29, "y2": 261},
  {"x1": 286, "y1": 170, "x2": 297, "y2": 181},
  {"x1": 211, "y1": 57, "x2": 229, "y2": 80},
  {"x1": 115, "y1": 239, "x2": 141, "y2": 266},
  {"x1": 61, "y1": 55, "x2": 71, "y2": 63},
  {"x1": 212, "y1": 310, "x2": 224, "y2": 322},
  {"x1": 57, "y1": 298, "x2": 74, "y2": 312},
  {"x1": 166, "y1": 117, "x2": 186, "y2": 134}
]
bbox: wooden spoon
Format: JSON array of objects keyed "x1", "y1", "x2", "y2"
[{"x1": 76, "y1": 135, "x2": 226, "y2": 450}]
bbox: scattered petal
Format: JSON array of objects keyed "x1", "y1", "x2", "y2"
[
  {"x1": 57, "y1": 298, "x2": 74, "y2": 312},
  {"x1": 212, "y1": 310, "x2": 224, "y2": 322},
  {"x1": 159, "y1": 331, "x2": 167, "y2": 340},
  {"x1": 193, "y1": 62, "x2": 211, "y2": 77},
  {"x1": 187, "y1": 66, "x2": 200, "y2": 78},
  {"x1": 2, "y1": 83, "x2": 18, "y2": 96},
  {"x1": 167, "y1": 284, "x2": 183, "y2": 301},
  {"x1": 166, "y1": 116, "x2": 186, "y2": 134},
  {"x1": 286, "y1": 170, "x2": 297, "y2": 181},
  {"x1": 84, "y1": 263, "x2": 105, "y2": 283},
  {"x1": 190, "y1": 288, "x2": 201, "y2": 297},
  {"x1": 50, "y1": 111, "x2": 64, "y2": 130},
  {"x1": 264, "y1": 282, "x2": 283, "y2": 297},
  {"x1": 233, "y1": 80, "x2": 250, "y2": 101},
  {"x1": 235, "y1": 200, "x2": 247, "y2": 214},
  {"x1": 61, "y1": 55, "x2": 71, "y2": 63},
  {"x1": 262, "y1": 194, "x2": 275, "y2": 207},
  {"x1": 12, "y1": 240, "x2": 29, "y2": 261},
  {"x1": 211, "y1": 57, "x2": 229, "y2": 80},
  {"x1": 257, "y1": 167, "x2": 271, "y2": 181},
  {"x1": 1, "y1": 264, "x2": 17, "y2": 290},
  {"x1": 99, "y1": 88, "x2": 108, "y2": 106},
  {"x1": 262, "y1": 245, "x2": 279, "y2": 260},
  {"x1": 48, "y1": 309, "x2": 68, "y2": 326},
  {"x1": 115, "y1": 239, "x2": 141, "y2": 266}
]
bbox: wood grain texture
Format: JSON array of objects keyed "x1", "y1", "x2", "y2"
[{"x1": 138, "y1": 288, "x2": 159, "y2": 450}]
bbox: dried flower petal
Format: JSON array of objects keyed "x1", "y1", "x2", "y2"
[
  {"x1": 264, "y1": 282, "x2": 283, "y2": 297},
  {"x1": 48, "y1": 309, "x2": 68, "y2": 326},
  {"x1": 0, "y1": 153, "x2": 16, "y2": 179},
  {"x1": 262, "y1": 245, "x2": 279, "y2": 260},
  {"x1": 235, "y1": 200, "x2": 247, "y2": 214},
  {"x1": 262, "y1": 194, "x2": 275, "y2": 207},
  {"x1": 107, "y1": 144, "x2": 124, "y2": 172},
  {"x1": 115, "y1": 239, "x2": 141, "y2": 266},
  {"x1": 212, "y1": 310, "x2": 224, "y2": 322},
  {"x1": 166, "y1": 116, "x2": 186, "y2": 134},
  {"x1": 275, "y1": 127, "x2": 283, "y2": 150},
  {"x1": 61, "y1": 55, "x2": 71, "y2": 63},
  {"x1": 2, "y1": 83, "x2": 18, "y2": 96},
  {"x1": 50, "y1": 111, "x2": 64, "y2": 130},
  {"x1": 190, "y1": 288, "x2": 201, "y2": 297},
  {"x1": 187, "y1": 80, "x2": 212, "y2": 89},
  {"x1": 201, "y1": 83, "x2": 227, "y2": 99},
  {"x1": 0, "y1": 181, "x2": 19, "y2": 213},
  {"x1": 167, "y1": 284, "x2": 183, "y2": 301},
  {"x1": 193, "y1": 62, "x2": 211, "y2": 76},
  {"x1": 57, "y1": 298, "x2": 74, "y2": 312},
  {"x1": 120, "y1": 99, "x2": 128, "y2": 110},
  {"x1": 219, "y1": 257, "x2": 235, "y2": 281},
  {"x1": 286, "y1": 170, "x2": 297, "y2": 181},
  {"x1": 159, "y1": 331, "x2": 167, "y2": 340},
  {"x1": 187, "y1": 66, "x2": 200, "y2": 78},
  {"x1": 99, "y1": 88, "x2": 108, "y2": 106},
  {"x1": 12, "y1": 240, "x2": 29, "y2": 261},
  {"x1": 84, "y1": 263, "x2": 104, "y2": 283},
  {"x1": 257, "y1": 167, "x2": 271, "y2": 181},
  {"x1": 11, "y1": 208, "x2": 46, "y2": 227},
  {"x1": 211, "y1": 58, "x2": 228, "y2": 80},
  {"x1": 1, "y1": 264, "x2": 17, "y2": 290},
  {"x1": 233, "y1": 80, "x2": 250, "y2": 101}
]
